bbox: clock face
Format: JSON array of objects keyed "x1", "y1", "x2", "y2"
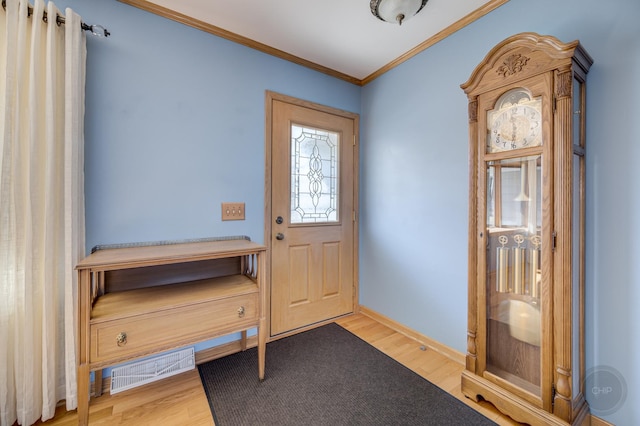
[{"x1": 487, "y1": 89, "x2": 542, "y2": 153}]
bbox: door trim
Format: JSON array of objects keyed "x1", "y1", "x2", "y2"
[{"x1": 264, "y1": 91, "x2": 360, "y2": 341}]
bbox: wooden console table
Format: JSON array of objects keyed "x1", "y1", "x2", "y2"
[{"x1": 76, "y1": 237, "x2": 266, "y2": 426}]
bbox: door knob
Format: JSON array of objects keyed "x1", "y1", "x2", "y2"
[
  {"x1": 275, "y1": 216, "x2": 284, "y2": 224},
  {"x1": 276, "y1": 233, "x2": 285, "y2": 240}
]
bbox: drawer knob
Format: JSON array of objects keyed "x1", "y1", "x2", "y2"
[
  {"x1": 237, "y1": 306, "x2": 245, "y2": 318},
  {"x1": 116, "y1": 332, "x2": 127, "y2": 346}
]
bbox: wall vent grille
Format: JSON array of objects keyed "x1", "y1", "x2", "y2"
[{"x1": 110, "y1": 347, "x2": 195, "y2": 394}]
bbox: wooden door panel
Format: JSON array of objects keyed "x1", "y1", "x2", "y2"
[
  {"x1": 272, "y1": 239, "x2": 351, "y2": 334},
  {"x1": 268, "y1": 94, "x2": 357, "y2": 337},
  {"x1": 322, "y1": 242, "x2": 341, "y2": 297},
  {"x1": 288, "y1": 245, "x2": 310, "y2": 304}
]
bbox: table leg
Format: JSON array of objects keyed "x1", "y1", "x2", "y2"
[
  {"x1": 94, "y1": 369, "x2": 103, "y2": 397},
  {"x1": 258, "y1": 318, "x2": 266, "y2": 380},
  {"x1": 77, "y1": 363, "x2": 90, "y2": 426},
  {"x1": 240, "y1": 330, "x2": 247, "y2": 351}
]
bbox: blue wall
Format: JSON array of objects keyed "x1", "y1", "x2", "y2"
[
  {"x1": 55, "y1": 0, "x2": 361, "y2": 365},
  {"x1": 56, "y1": 0, "x2": 639, "y2": 423},
  {"x1": 58, "y1": 0, "x2": 361, "y2": 250},
  {"x1": 360, "y1": 0, "x2": 640, "y2": 424}
]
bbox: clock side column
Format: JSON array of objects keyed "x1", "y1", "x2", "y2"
[{"x1": 466, "y1": 96, "x2": 479, "y2": 375}]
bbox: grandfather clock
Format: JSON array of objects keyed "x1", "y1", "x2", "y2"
[{"x1": 461, "y1": 33, "x2": 592, "y2": 425}]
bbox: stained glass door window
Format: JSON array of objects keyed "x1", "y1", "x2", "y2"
[{"x1": 290, "y1": 125, "x2": 339, "y2": 224}]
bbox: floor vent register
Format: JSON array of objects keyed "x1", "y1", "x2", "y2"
[{"x1": 110, "y1": 347, "x2": 195, "y2": 394}]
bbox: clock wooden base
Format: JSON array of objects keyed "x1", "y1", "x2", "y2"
[{"x1": 462, "y1": 371, "x2": 591, "y2": 426}]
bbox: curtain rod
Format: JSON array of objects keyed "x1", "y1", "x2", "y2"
[{"x1": 1, "y1": 0, "x2": 110, "y2": 37}]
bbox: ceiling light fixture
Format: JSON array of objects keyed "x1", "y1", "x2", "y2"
[{"x1": 370, "y1": 0, "x2": 428, "y2": 26}]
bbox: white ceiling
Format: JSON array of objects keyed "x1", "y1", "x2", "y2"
[{"x1": 130, "y1": 0, "x2": 501, "y2": 82}]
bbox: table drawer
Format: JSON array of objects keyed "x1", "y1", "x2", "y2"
[{"x1": 90, "y1": 293, "x2": 258, "y2": 363}]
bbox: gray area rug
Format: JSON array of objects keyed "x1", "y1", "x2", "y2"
[{"x1": 198, "y1": 323, "x2": 496, "y2": 426}]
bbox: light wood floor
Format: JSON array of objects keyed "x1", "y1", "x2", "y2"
[{"x1": 35, "y1": 312, "x2": 522, "y2": 425}]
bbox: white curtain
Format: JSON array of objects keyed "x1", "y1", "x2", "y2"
[{"x1": 0, "y1": 0, "x2": 86, "y2": 424}]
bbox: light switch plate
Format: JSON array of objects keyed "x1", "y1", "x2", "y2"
[{"x1": 221, "y1": 202, "x2": 245, "y2": 221}]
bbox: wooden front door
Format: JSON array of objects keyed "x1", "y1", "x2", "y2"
[{"x1": 266, "y1": 92, "x2": 358, "y2": 337}]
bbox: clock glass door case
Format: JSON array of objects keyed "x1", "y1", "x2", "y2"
[{"x1": 477, "y1": 73, "x2": 554, "y2": 409}]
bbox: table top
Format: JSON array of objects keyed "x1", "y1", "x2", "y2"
[{"x1": 77, "y1": 238, "x2": 266, "y2": 270}]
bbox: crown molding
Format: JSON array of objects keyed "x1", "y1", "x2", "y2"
[
  {"x1": 119, "y1": 0, "x2": 510, "y2": 86},
  {"x1": 361, "y1": 0, "x2": 510, "y2": 85}
]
